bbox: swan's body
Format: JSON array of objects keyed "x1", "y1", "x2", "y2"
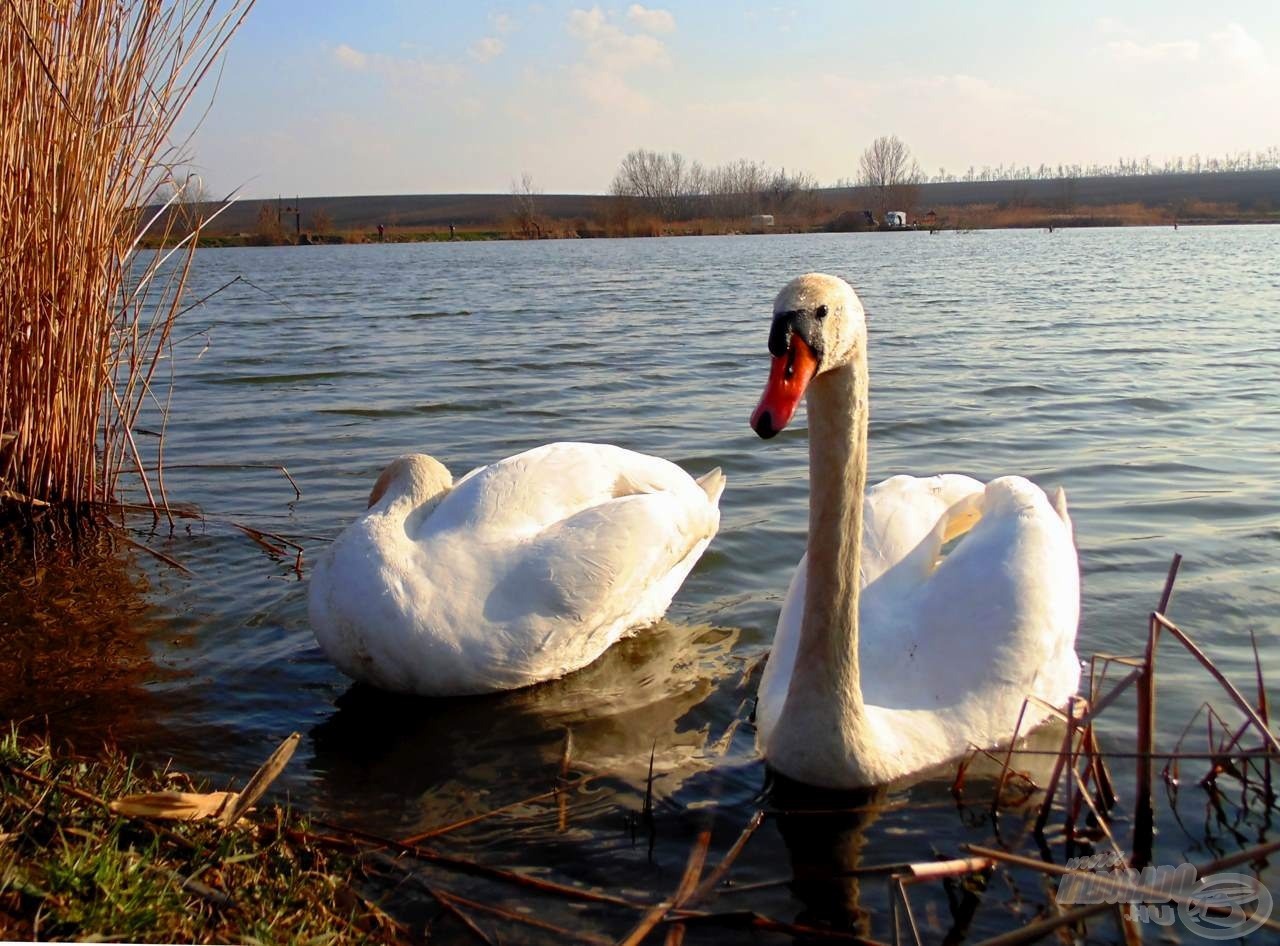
[
  {"x1": 309, "y1": 442, "x2": 724, "y2": 696},
  {"x1": 751, "y1": 274, "x2": 1080, "y2": 788}
]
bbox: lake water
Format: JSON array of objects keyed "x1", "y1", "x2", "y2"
[{"x1": 6, "y1": 226, "x2": 1279, "y2": 941}]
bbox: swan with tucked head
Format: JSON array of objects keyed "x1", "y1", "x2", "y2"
[
  {"x1": 309, "y1": 442, "x2": 725, "y2": 696},
  {"x1": 751, "y1": 274, "x2": 1080, "y2": 789}
]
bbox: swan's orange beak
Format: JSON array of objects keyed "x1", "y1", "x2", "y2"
[{"x1": 751, "y1": 335, "x2": 819, "y2": 439}]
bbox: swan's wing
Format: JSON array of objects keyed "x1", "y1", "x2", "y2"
[
  {"x1": 861, "y1": 474, "x2": 985, "y2": 583},
  {"x1": 491, "y1": 485, "x2": 721, "y2": 661},
  {"x1": 862, "y1": 476, "x2": 1080, "y2": 711},
  {"x1": 425, "y1": 442, "x2": 710, "y2": 542}
]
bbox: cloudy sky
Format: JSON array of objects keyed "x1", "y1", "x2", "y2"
[{"x1": 179, "y1": 1, "x2": 1280, "y2": 199}]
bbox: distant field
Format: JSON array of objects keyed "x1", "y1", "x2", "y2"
[
  {"x1": 186, "y1": 169, "x2": 1278, "y2": 237},
  {"x1": 198, "y1": 192, "x2": 604, "y2": 235}
]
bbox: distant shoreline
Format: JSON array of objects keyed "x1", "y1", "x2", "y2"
[
  {"x1": 145, "y1": 212, "x2": 1278, "y2": 250},
  {"x1": 139, "y1": 167, "x2": 1280, "y2": 248}
]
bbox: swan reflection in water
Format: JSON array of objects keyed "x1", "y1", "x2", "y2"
[
  {"x1": 308, "y1": 620, "x2": 744, "y2": 835},
  {"x1": 770, "y1": 724, "x2": 1069, "y2": 939},
  {"x1": 770, "y1": 777, "x2": 888, "y2": 938}
]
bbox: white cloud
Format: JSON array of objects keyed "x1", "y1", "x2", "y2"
[
  {"x1": 566, "y1": 6, "x2": 671, "y2": 111},
  {"x1": 1103, "y1": 21, "x2": 1270, "y2": 76},
  {"x1": 1106, "y1": 38, "x2": 1200, "y2": 64},
  {"x1": 470, "y1": 36, "x2": 505, "y2": 62},
  {"x1": 490, "y1": 12, "x2": 516, "y2": 34},
  {"x1": 1209, "y1": 23, "x2": 1267, "y2": 73},
  {"x1": 568, "y1": 6, "x2": 668, "y2": 69},
  {"x1": 330, "y1": 44, "x2": 463, "y2": 88},
  {"x1": 332, "y1": 43, "x2": 367, "y2": 70},
  {"x1": 567, "y1": 6, "x2": 605, "y2": 37},
  {"x1": 570, "y1": 65, "x2": 654, "y2": 112},
  {"x1": 1095, "y1": 17, "x2": 1127, "y2": 35},
  {"x1": 626, "y1": 4, "x2": 675, "y2": 34}
]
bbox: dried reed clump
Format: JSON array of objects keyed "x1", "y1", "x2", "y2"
[{"x1": 0, "y1": 0, "x2": 251, "y2": 516}]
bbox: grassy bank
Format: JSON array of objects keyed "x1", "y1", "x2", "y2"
[{"x1": 0, "y1": 729, "x2": 395, "y2": 943}]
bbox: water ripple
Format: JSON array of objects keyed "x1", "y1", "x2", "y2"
[{"x1": 92, "y1": 226, "x2": 1280, "y2": 915}]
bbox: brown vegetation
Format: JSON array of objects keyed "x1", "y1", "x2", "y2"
[
  {"x1": 252, "y1": 201, "x2": 288, "y2": 245},
  {"x1": 309, "y1": 206, "x2": 333, "y2": 235},
  {"x1": 934, "y1": 201, "x2": 1176, "y2": 230},
  {"x1": 0, "y1": 0, "x2": 251, "y2": 514}
]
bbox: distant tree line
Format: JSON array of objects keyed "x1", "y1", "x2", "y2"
[
  {"x1": 923, "y1": 146, "x2": 1280, "y2": 184},
  {"x1": 605, "y1": 138, "x2": 1280, "y2": 229},
  {"x1": 609, "y1": 149, "x2": 819, "y2": 221}
]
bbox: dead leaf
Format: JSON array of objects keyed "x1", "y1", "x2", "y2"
[
  {"x1": 107, "y1": 731, "x2": 301, "y2": 827},
  {"x1": 110, "y1": 790, "x2": 237, "y2": 821}
]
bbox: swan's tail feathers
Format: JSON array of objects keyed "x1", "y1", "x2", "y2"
[
  {"x1": 1052, "y1": 486, "x2": 1074, "y2": 539},
  {"x1": 696, "y1": 467, "x2": 727, "y2": 505}
]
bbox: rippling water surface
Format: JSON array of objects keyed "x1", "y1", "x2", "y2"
[{"x1": 11, "y1": 226, "x2": 1280, "y2": 940}]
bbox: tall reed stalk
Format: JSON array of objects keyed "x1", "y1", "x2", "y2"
[{"x1": 0, "y1": 0, "x2": 251, "y2": 516}]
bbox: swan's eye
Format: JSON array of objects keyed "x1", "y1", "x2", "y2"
[{"x1": 815, "y1": 305, "x2": 828, "y2": 320}]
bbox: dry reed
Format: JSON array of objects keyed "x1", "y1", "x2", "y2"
[{"x1": 0, "y1": 0, "x2": 252, "y2": 517}]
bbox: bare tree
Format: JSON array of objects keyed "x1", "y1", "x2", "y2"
[
  {"x1": 610, "y1": 150, "x2": 821, "y2": 222},
  {"x1": 858, "y1": 135, "x2": 922, "y2": 218},
  {"x1": 610, "y1": 149, "x2": 700, "y2": 220},
  {"x1": 765, "y1": 167, "x2": 818, "y2": 215},
  {"x1": 511, "y1": 172, "x2": 543, "y2": 238}
]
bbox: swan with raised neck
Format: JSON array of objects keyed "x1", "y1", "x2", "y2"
[{"x1": 750, "y1": 273, "x2": 1080, "y2": 788}]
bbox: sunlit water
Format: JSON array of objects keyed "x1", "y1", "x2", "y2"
[{"x1": 5, "y1": 226, "x2": 1279, "y2": 940}]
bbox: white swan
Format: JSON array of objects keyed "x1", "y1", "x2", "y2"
[
  {"x1": 308, "y1": 442, "x2": 725, "y2": 696},
  {"x1": 749, "y1": 274, "x2": 1080, "y2": 789}
]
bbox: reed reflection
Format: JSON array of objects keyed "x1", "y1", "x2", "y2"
[{"x1": 0, "y1": 523, "x2": 163, "y2": 743}]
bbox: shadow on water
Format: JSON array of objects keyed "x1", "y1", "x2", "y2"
[
  {"x1": 0, "y1": 522, "x2": 169, "y2": 745},
  {"x1": 309, "y1": 622, "x2": 744, "y2": 836}
]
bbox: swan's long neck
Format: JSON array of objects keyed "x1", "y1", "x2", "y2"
[{"x1": 772, "y1": 347, "x2": 872, "y2": 774}]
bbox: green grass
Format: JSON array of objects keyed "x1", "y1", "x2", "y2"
[{"x1": 0, "y1": 728, "x2": 393, "y2": 943}]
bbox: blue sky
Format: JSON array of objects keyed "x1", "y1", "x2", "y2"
[{"x1": 179, "y1": 1, "x2": 1280, "y2": 199}]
